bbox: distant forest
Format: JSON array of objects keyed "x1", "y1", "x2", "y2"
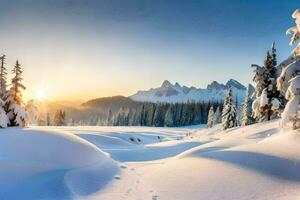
[{"x1": 108, "y1": 101, "x2": 223, "y2": 127}]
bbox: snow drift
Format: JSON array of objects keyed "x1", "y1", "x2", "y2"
[{"x1": 0, "y1": 128, "x2": 119, "y2": 199}]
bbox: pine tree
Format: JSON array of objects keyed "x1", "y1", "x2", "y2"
[
  {"x1": 277, "y1": 9, "x2": 300, "y2": 126},
  {"x1": 46, "y1": 112, "x2": 51, "y2": 126},
  {"x1": 222, "y1": 88, "x2": 237, "y2": 130},
  {"x1": 7, "y1": 60, "x2": 26, "y2": 126},
  {"x1": 271, "y1": 41, "x2": 277, "y2": 67},
  {"x1": 213, "y1": 106, "x2": 221, "y2": 124},
  {"x1": 207, "y1": 106, "x2": 215, "y2": 128},
  {"x1": 0, "y1": 55, "x2": 7, "y2": 100},
  {"x1": 0, "y1": 55, "x2": 9, "y2": 128},
  {"x1": 241, "y1": 84, "x2": 254, "y2": 126},
  {"x1": 25, "y1": 100, "x2": 38, "y2": 126},
  {"x1": 54, "y1": 109, "x2": 66, "y2": 126},
  {"x1": 261, "y1": 47, "x2": 281, "y2": 120},
  {"x1": 0, "y1": 98, "x2": 9, "y2": 128},
  {"x1": 252, "y1": 43, "x2": 282, "y2": 122}
]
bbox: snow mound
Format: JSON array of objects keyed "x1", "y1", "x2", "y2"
[{"x1": 0, "y1": 128, "x2": 119, "y2": 199}]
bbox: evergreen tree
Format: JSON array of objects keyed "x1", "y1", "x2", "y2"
[
  {"x1": 252, "y1": 43, "x2": 282, "y2": 121},
  {"x1": 54, "y1": 110, "x2": 66, "y2": 126},
  {"x1": 213, "y1": 106, "x2": 221, "y2": 124},
  {"x1": 278, "y1": 9, "x2": 300, "y2": 126},
  {"x1": 207, "y1": 106, "x2": 214, "y2": 128},
  {"x1": 222, "y1": 88, "x2": 237, "y2": 130},
  {"x1": 7, "y1": 60, "x2": 26, "y2": 126},
  {"x1": 260, "y1": 47, "x2": 281, "y2": 121},
  {"x1": 0, "y1": 98, "x2": 9, "y2": 128},
  {"x1": 241, "y1": 84, "x2": 254, "y2": 126},
  {"x1": 0, "y1": 55, "x2": 7, "y2": 100},
  {"x1": 271, "y1": 41, "x2": 277, "y2": 67},
  {"x1": 46, "y1": 112, "x2": 51, "y2": 126},
  {"x1": 25, "y1": 100, "x2": 38, "y2": 126}
]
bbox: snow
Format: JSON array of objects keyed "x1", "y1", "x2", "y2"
[
  {"x1": 1, "y1": 121, "x2": 300, "y2": 199},
  {"x1": 130, "y1": 79, "x2": 248, "y2": 103},
  {"x1": 0, "y1": 128, "x2": 118, "y2": 199}
]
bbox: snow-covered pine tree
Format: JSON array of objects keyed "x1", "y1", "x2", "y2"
[
  {"x1": 0, "y1": 98, "x2": 9, "y2": 128},
  {"x1": 260, "y1": 50, "x2": 279, "y2": 120},
  {"x1": 25, "y1": 100, "x2": 38, "y2": 126},
  {"x1": 241, "y1": 84, "x2": 254, "y2": 126},
  {"x1": 252, "y1": 43, "x2": 281, "y2": 121},
  {"x1": 7, "y1": 60, "x2": 26, "y2": 126},
  {"x1": 277, "y1": 9, "x2": 300, "y2": 127},
  {"x1": 271, "y1": 41, "x2": 277, "y2": 67},
  {"x1": 0, "y1": 55, "x2": 7, "y2": 100},
  {"x1": 222, "y1": 88, "x2": 237, "y2": 130},
  {"x1": 0, "y1": 55, "x2": 9, "y2": 128},
  {"x1": 213, "y1": 106, "x2": 221, "y2": 125},
  {"x1": 207, "y1": 106, "x2": 214, "y2": 128}
]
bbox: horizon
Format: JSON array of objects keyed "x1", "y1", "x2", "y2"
[{"x1": 0, "y1": 0, "x2": 299, "y2": 101}]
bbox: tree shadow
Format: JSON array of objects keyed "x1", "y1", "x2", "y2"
[
  {"x1": 107, "y1": 141, "x2": 207, "y2": 162},
  {"x1": 199, "y1": 150, "x2": 300, "y2": 183},
  {"x1": 247, "y1": 128, "x2": 279, "y2": 139}
]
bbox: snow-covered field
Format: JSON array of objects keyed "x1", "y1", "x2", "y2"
[{"x1": 0, "y1": 121, "x2": 300, "y2": 200}]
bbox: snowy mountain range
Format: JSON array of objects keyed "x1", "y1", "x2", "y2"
[{"x1": 130, "y1": 79, "x2": 254, "y2": 104}]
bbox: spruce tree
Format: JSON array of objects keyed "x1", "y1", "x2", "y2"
[
  {"x1": 252, "y1": 43, "x2": 282, "y2": 121},
  {"x1": 222, "y1": 88, "x2": 237, "y2": 130},
  {"x1": 207, "y1": 106, "x2": 214, "y2": 128},
  {"x1": 54, "y1": 109, "x2": 66, "y2": 126},
  {"x1": 46, "y1": 112, "x2": 51, "y2": 126},
  {"x1": 7, "y1": 60, "x2": 26, "y2": 126},
  {"x1": 0, "y1": 55, "x2": 9, "y2": 127},
  {"x1": 0, "y1": 55, "x2": 7, "y2": 99},
  {"x1": 213, "y1": 106, "x2": 221, "y2": 124},
  {"x1": 241, "y1": 84, "x2": 254, "y2": 126}
]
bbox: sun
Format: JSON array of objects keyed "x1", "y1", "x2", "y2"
[{"x1": 35, "y1": 89, "x2": 46, "y2": 101}]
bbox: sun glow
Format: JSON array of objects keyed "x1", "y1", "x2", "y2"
[{"x1": 35, "y1": 89, "x2": 47, "y2": 101}]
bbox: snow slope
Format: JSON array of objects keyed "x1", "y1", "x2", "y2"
[
  {"x1": 0, "y1": 128, "x2": 119, "y2": 199},
  {"x1": 130, "y1": 79, "x2": 254, "y2": 103},
  {"x1": 73, "y1": 120, "x2": 299, "y2": 200},
  {"x1": 1, "y1": 121, "x2": 300, "y2": 200}
]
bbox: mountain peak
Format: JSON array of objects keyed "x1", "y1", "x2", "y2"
[
  {"x1": 174, "y1": 82, "x2": 181, "y2": 88},
  {"x1": 225, "y1": 79, "x2": 246, "y2": 90},
  {"x1": 207, "y1": 81, "x2": 226, "y2": 90},
  {"x1": 161, "y1": 80, "x2": 173, "y2": 87},
  {"x1": 130, "y1": 78, "x2": 249, "y2": 103}
]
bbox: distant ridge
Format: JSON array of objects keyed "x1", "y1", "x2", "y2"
[{"x1": 130, "y1": 79, "x2": 254, "y2": 104}]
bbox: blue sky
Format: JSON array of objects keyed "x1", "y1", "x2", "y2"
[{"x1": 0, "y1": 0, "x2": 298, "y2": 100}]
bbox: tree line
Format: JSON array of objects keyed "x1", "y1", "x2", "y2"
[{"x1": 109, "y1": 101, "x2": 222, "y2": 127}]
